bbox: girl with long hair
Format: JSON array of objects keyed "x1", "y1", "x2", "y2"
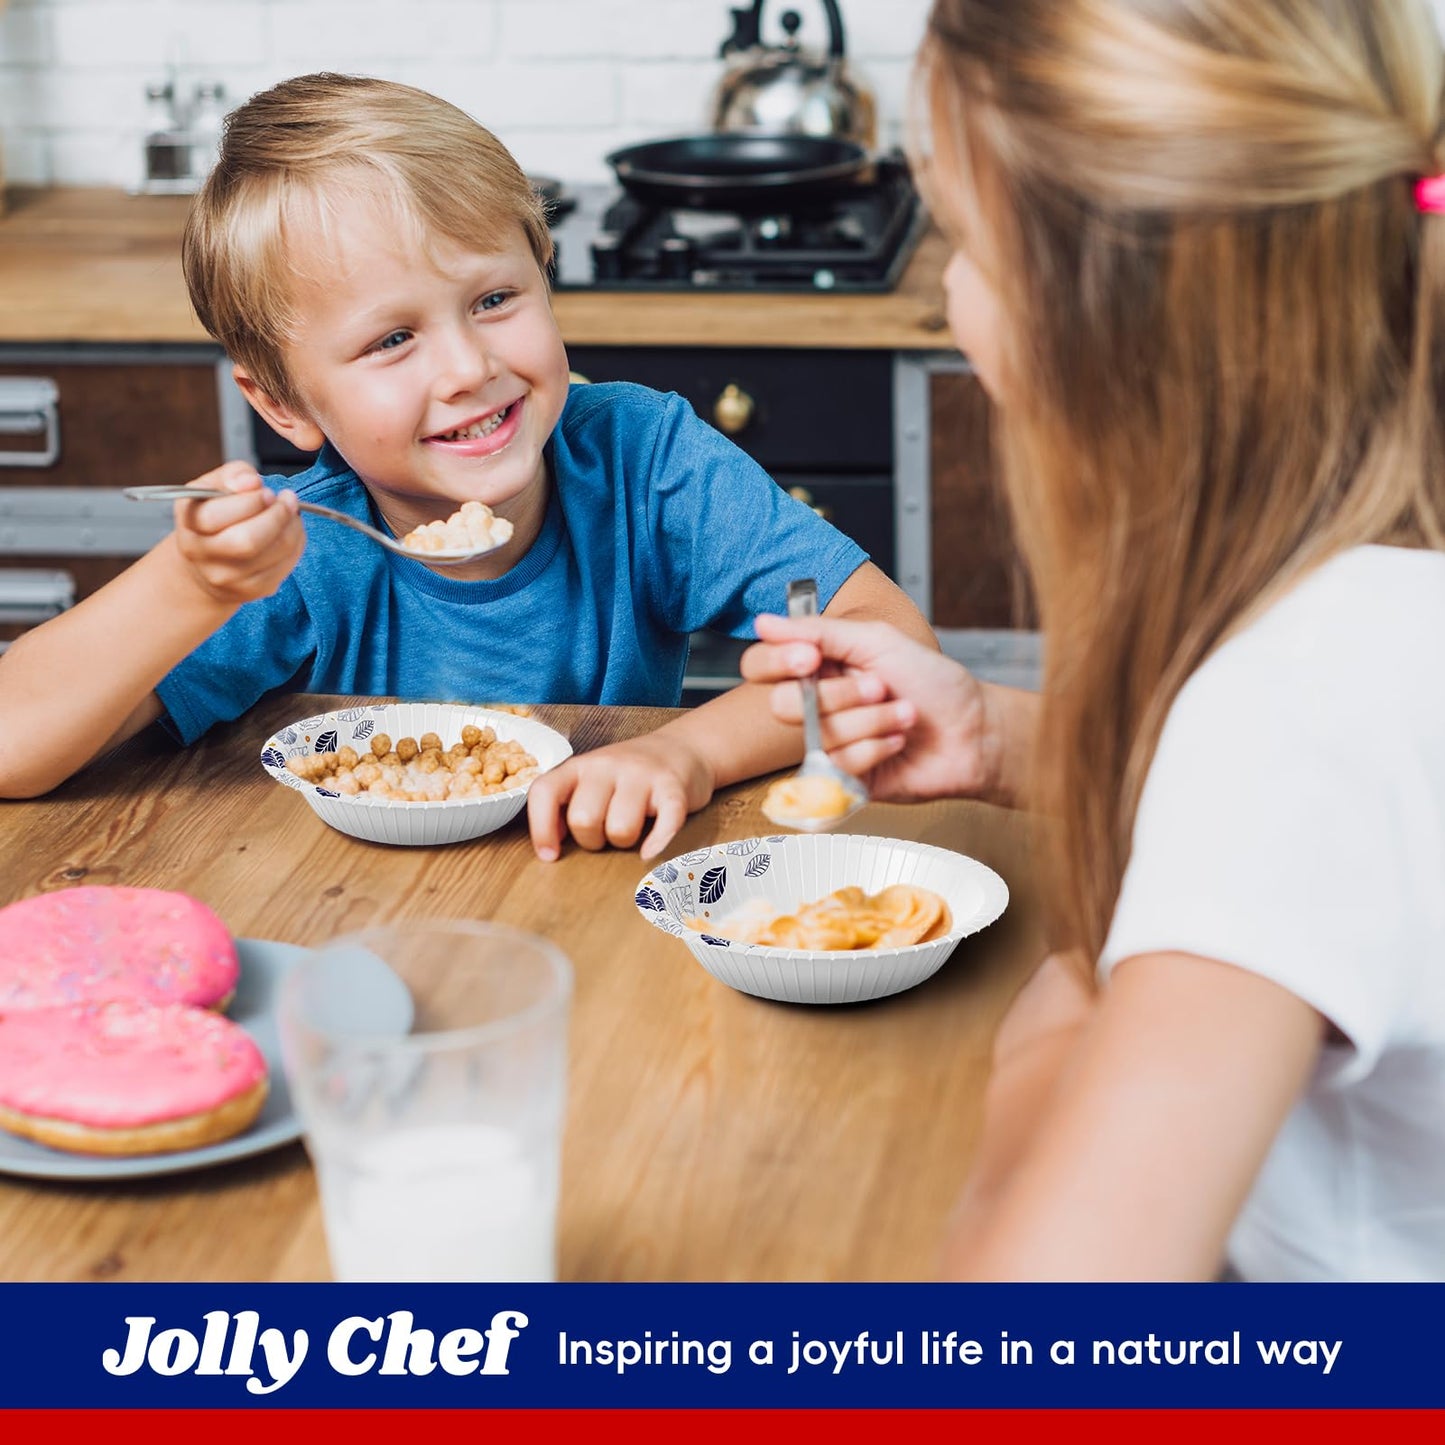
[{"x1": 744, "y1": 0, "x2": 1445, "y2": 1280}]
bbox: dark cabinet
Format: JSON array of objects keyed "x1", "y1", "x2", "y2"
[
  {"x1": 567, "y1": 346, "x2": 897, "y2": 700},
  {"x1": 566, "y1": 345, "x2": 896, "y2": 580}
]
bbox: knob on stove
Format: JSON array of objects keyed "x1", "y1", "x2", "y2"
[
  {"x1": 754, "y1": 215, "x2": 793, "y2": 247},
  {"x1": 590, "y1": 230, "x2": 623, "y2": 282}
]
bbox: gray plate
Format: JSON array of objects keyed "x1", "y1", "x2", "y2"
[{"x1": 0, "y1": 938, "x2": 306, "y2": 1181}]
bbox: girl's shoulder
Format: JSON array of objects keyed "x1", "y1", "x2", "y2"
[
  {"x1": 1175, "y1": 545, "x2": 1445, "y2": 744},
  {"x1": 1246, "y1": 543, "x2": 1445, "y2": 637}
]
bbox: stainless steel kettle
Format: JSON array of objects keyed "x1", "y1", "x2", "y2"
[{"x1": 708, "y1": 0, "x2": 877, "y2": 151}]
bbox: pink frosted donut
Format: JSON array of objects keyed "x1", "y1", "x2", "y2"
[
  {"x1": 0, "y1": 886, "x2": 239, "y2": 1012},
  {"x1": 0, "y1": 1001, "x2": 268, "y2": 1156}
]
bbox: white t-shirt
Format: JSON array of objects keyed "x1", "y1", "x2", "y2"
[{"x1": 1099, "y1": 545, "x2": 1445, "y2": 1281}]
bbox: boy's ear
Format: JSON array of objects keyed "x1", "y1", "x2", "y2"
[{"x1": 232, "y1": 366, "x2": 326, "y2": 453}]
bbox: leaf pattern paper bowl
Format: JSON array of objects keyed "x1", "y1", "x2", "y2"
[
  {"x1": 634, "y1": 834, "x2": 1009, "y2": 1005},
  {"x1": 259, "y1": 703, "x2": 573, "y2": 847}
]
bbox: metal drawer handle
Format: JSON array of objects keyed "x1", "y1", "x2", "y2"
[
  {"x1": 713, "y1": 383, "x2": 754, "y2": 435},
  {"x1": 0, "y1": 566, "x2": 75, "y2": 625},
  {"x1": 0, "y1": 378, "x2": 61, "y2": 468}
]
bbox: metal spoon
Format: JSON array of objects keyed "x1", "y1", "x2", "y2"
[
  {"x1": 759, "y1": 577, "x2": 868, "y2": 832},
  {"x1": 123, "y1": 485, "x2": 510, "y2": 565}
]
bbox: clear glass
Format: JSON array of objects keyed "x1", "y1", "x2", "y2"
[{"x1": 277, "y1": 920, "x2": 573, "y2": 1282}]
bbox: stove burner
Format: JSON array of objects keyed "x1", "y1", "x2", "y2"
[{"x1": 549, "y1": 154, "x2": 925, "y2": 293}]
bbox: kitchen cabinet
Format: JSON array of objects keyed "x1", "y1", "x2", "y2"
[
  {"x1": 567, "y1": 345, "x2": 1034, "y2": 643},
  {"x1": 567, "y1": 344, "x2": 895, "y2": 574},
  {"x1": 0, "y1": 344, "x2": 243, "y2": 642},
  {"x1": 567, "y1": 345, "x2": 900, "y2": 701},
  {"x1": 564, "y1": 347, "x2": 1038, "y2": 692},
  {"x1": 0, "y1": 351, "x2": 227, "y2": 482}
]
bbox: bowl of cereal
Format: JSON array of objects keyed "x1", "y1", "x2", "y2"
[
  {"x1": 260, "y1": 702, "x2": 572, "y2": 846},
  {"x1": 633, "y1": 833, "x2": 1008, "y2": 1005}
]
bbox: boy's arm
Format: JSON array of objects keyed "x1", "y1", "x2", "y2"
[
  {"x1": 0, "y1": 538, "x2": 236, "y2": 797},
  {"x1": 816, "y1": 560, "x2": 942, "y2": 646},
  {"x1": 0, "y1": 467, "x2": 302, "y2": 798}
]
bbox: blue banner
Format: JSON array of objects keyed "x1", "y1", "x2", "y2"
[{"x1": 0, "y1": 1283, "x2": 1441, "y2": 1409}]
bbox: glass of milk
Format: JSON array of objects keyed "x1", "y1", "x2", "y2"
[{"x1": 277, "y1": 919, "x2": 573, "y2": 1282}]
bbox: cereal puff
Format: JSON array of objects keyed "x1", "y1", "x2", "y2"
[
  {"x1": 400, "y1": 500, "x2": 514, "y2": 555},
  {"x1": 286, "y1": 728, "x2": 541, "y2": 803}
]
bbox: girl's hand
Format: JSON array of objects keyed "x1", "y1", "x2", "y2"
[
  {"x1": 740, "y1": 613, "x2": 1001, "y2": 803},
  {"x1": 526, "y1": 734, "x2": 715, "y2": 862},
  {"x1": 171, "y1": 461, "x2": 305, "y2": 606}
]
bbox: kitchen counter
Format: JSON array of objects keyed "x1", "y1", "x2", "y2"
[{"x1": 0, "y1": 186, "x2": 956, "y2": 350}]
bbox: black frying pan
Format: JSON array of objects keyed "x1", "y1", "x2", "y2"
[{"x1": 604, "y1": 133, "x2": 872, "y2": 210}]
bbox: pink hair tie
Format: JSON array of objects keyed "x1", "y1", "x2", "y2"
[{"x1": 1416, "y1": 174, "x2": 1445, "y2": 214}]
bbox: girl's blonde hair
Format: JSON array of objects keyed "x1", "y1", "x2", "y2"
[
  {"x1": 183, "y1": 73, "x2": 553, "y2": 408},
  {"x1": 917, "y1": 0, "x2": 1445, "y2": 958}
]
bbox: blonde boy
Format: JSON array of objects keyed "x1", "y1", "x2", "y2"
[{"x1": 0, "y1": 74, "x2": 934, "y2": 859}]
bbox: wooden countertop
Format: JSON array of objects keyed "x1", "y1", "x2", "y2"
[
  {"x1": 0, "y1": 694, "x2": 1044, "y2": 1282},
  {"x1": 0, "y1": 186, "x2": 957, "y2": 351}
]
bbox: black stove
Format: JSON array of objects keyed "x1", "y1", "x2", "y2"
[{"x1": 544, "y1": 154, "x2": 926, "y2": 293}]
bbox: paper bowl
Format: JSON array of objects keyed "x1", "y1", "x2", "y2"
[
  {"x1": 259, "y1": 702, "x2": 573, "y2": 847},
  {"x1": 633, "y1": 833, "x2": 1009, "y2": 1005}
]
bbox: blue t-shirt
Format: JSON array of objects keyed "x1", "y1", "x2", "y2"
[{"x1": 158, "y1": 382, "x2": 867, "y2": 743}]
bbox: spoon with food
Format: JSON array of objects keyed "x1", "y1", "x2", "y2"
[
  {"x1": 759, "y1": 578, "x2": 868, "y2": 832},
  {"x1": 124, "y1": 487, "x2": 512, "y2": 566}
]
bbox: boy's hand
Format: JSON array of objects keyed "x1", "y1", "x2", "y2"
[
  {"x1": 171, "y1": 461, "x2": 305, "y2": 606},
  {"x1": 526, "y1": 734, "x2": 715, "y2": 862}
]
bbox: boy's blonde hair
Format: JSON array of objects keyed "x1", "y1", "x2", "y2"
[
  {"x1": 182, "y1": 72, "x2": 553, "y2": 409},
  {"x1": 916, "y1": 0, "x2": 1445, "y2": 959}
]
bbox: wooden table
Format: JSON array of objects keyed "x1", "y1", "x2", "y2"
[{"x1": 0, "y1": 695, "x2": 1046, "y2": 1282}]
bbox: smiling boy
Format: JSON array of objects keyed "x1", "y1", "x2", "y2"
[{"x1": 0, "y1": 74, "x2": 935, "y2": 859}]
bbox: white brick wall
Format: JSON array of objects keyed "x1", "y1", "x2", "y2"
[{"x1": 0, "y1": 0, "x2": 933, "y2": 189}]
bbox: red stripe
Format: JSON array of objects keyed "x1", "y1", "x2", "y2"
[{"x1": 4, "y1": 1410, "x2": 1444, "y2": 1442}]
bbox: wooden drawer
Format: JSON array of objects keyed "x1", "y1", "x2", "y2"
[
  {"x1": 0, "y1": 351, "x2": 227, "y2": 487},
  {"x1": 0, "y1": 347, "x2": 234, "y2": 600},
  {"x1": 928, "y1": 369, "x2": 1035, "y2": 630}
]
